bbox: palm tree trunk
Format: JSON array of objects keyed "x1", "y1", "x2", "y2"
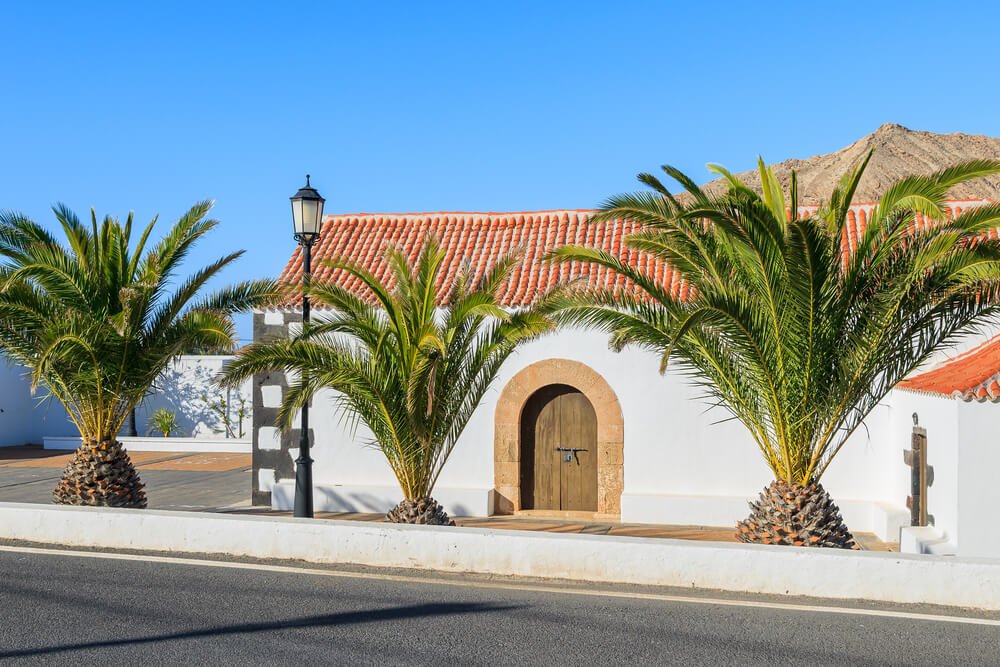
[
  {"x1": 736, "y1": 480, "x2": 855, "y2": 548},
  {"x1": 52, "y1": 439, "x2": 147, "y2": 508},
  {"x1": 386, "y1": 497, "x2": 455, "y2": 525}
]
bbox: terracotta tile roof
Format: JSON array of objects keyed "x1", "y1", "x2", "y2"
[
  {"x1": 898, "y1": 335, "x2": 1000, "y2": 402},
  {"x1": 276, "y1": 201, "x2": 992, "y2": 311},
  {"x1": 276, "y1": 210, "x2": 688, "y2": 307},
  {"x1": 276, "y1": 202, "x2": 1000, "y2": 397}
]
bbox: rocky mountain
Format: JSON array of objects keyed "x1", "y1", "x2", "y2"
[{"x1": 699, "y1": 123, "x2": 1000, "y2": 204}]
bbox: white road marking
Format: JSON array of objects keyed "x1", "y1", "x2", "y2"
[{"x1": 1, "y1": 543, "x2": 997, "y2": 626}]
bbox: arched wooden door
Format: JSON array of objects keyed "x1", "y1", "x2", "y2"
[{"x1": 520, "y1": 384, "x2": 598, "y2": 511}]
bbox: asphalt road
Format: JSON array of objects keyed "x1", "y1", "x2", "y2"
[{"x1": 0, "y1": 546, "x2": 997, "y2": 666}]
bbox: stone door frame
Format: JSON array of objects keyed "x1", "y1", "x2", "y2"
[{"x1": 493, "y1": 359, "x2": 623, "y2": 516}]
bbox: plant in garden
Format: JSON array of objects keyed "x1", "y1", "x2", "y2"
[
  {"x1": 0, "y1": 202, "x2": 276, "y2": 507},
  {"x1": 548, "y1": 154, "x2": 1000, "y2": 547},
  {"x1": 223, "y1": 237, "x2": 554, "y2": 524},
  {"x1": 201, "y1": 392, "x2": 247, "y2": 438},
  {"x1": 148, "y1": 408, "x2": 178, "y2": 437}
]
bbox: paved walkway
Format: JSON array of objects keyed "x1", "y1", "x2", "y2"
[
  {"x1": 0, "y1": 446, "x2": 896, "y2": 550},
  {"x1": 0, "y1": 447, "x2": 251, "y2": 511},
  {"x1": 230, "y1": 509, "x2": 897, "y2": 551}
]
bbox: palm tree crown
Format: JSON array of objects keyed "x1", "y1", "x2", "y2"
[
  {"x1": 549, "y1": 154, "x2": 1000, "y2": 485},
  {"x1": 223, "y1": 237, "x2": 553, "y2": 503},
  {"x1": 0, "y1": 201, "x2": 275, "y2": 443}
]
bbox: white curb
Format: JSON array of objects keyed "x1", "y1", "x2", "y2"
[
  {"x1": 1, "y1": 502, "x2": 998, "y2": 610},
  {"x1": 42, "y1": 436, "x2": 251, "y2": 454}
]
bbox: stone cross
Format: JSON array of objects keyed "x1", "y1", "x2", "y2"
[{"x1": 903, "y1": 414, "x2": 934, "y2": 526}]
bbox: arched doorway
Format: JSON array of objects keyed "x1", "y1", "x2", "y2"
[
  {"x1": 493, "y1": 359, "x2": 623, "y2": 516},
  {"x1": 520, "y1": 384, "x2": 598, "y2": 511}
]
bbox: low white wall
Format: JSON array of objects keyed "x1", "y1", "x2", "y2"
[
  {"x1": 43, "y1": 436, "x2": 251, "y2": 454},
  {"x1": 270, "y1": 481, "x2": 492, "y2": 516},
  {"x1": 900, "y1": 526, "x2": 954, "y2": 555},
  {"x1": 2, "y1": 503, "x2": 998, "y2": 610},
  {"x1": 0, "y1": 355, "x2": 252, "y2": 447}
]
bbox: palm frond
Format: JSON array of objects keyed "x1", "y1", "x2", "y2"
[
  {"x1": 0, "y1": 201, "x2": 267, "y2": 443},
  {"x1": 548, "y1": 155, "x2": 1000, "y2": 485},
  {"x1": 226, "y1": 237, "x2": 553, "y2": 500}
]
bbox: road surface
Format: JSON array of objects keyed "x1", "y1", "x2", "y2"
[{"x1": 0, "y1": 545, "x2": 996, "y2": 665}]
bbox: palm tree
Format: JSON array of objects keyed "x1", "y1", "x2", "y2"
[
  {"x1": 548, "y1": 154, "x2": 1000, "y2": 547},
  {"x1": 0, "y1": 201, "x2": 275, "y2": 507},
  {"x1": 222, "y1": 237, "x2": 553, "y2": 524}
]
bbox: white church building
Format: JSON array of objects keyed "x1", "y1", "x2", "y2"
[{"x1": 251, "y1": 204, "x2": 1000, "y2": 558}]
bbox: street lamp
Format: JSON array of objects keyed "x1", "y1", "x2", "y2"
[{"x1": 290, "y1": 174, "x2": 325, "y2": 518}]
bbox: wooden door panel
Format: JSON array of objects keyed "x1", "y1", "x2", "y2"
[
  {"x1": 532, "y1": 391, "x2": 561, "y2": 510},
  {"x1": 558, "y1": 392, "x2": 598, "y2": 511},
  {"x1": 522, "y1": 385, "x2": 598, "y2": 512}
]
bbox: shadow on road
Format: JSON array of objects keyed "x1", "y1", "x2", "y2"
[{"x1": 0, "y1": 601, "x2": 517, "y2": 659}]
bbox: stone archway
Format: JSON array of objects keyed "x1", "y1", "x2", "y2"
[{"x1": 494, "y1": 359, "x2": 623, "y2": 516}]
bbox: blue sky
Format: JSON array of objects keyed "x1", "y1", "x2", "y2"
[{"x1": 3, "y1": 1, "x2": 998, "y2": 342}]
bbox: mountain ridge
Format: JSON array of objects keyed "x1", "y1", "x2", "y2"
[{"x1": 697, "y1": 123, "x2": 1000, "y2": 204}]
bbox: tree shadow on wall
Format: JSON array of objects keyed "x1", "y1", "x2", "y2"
[{"x1": 143, "y1": 362, "x2": 249, "y2": 438}]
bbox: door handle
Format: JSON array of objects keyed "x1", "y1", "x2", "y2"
[{"x1": 555, "y1": 447, "x2": 587, "y2": 463}]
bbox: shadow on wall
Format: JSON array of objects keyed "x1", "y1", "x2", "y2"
[
  {"x1": 305, "y1": 486, "x2": 478, "y2": 516},
  {"x1": 0, "y1": 355, "x2": 251, "y2": 445},
  {"x1": 136, "y1": 356, "x2": 252, "y2": 439}
]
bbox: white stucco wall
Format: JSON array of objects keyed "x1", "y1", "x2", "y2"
[
  {"x1": 0, "y1": 355, "x2": 251, "y2": 445},
  {"x1": 289, "y1": 328, "x2": 920, "y2": 538},
  {"x1": 0, "y1": 360, "x2": 77, "y2": 446},
  {"x1": 957, "y1": 400, "x2": 1000, "y2": 558},
  {"x1": 136, "y1": 355, "x2": 252, "y2": 439}
]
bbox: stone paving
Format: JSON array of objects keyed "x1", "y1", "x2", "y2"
[
  {"x1": 229, "y1": 509, "x2": 897, "y2": 551},
  {"x1": 0, "y1": 446, "x2": 252, "y2": 511},
  {"x1": 0, "y1": 446, "x2": 896, "y2": 551}
]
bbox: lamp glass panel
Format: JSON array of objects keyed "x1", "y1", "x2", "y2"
[
  {"x1": 314, "y1": 198, "x2": 325, "y2": 230},
  {"x1": 302, "y1": 199, "x2": 320, "y2": 235},
  {"x1": 291, "y1": 199, "x2": 304, "y2": 235}
]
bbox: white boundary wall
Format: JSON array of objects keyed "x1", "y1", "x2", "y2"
[
  {"x1": 134, "y1": 355, "x2": 251, "y2": 439},
  {"x1": 0, "y1": 355, "x2": 251, "y2": 447},
  {"x1": 43, "y1": 436, "x2": 251, "y2": 454},
  {"x1": 2, "y1": 502, "x2": 998, "y2": 611},
  {"x1": 0, "y1": 360, "x2": 78, "y2": 446}
]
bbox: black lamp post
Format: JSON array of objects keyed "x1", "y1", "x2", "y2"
[{"x1": 290, "y1": 174, "x2": 325, "y2": 518}]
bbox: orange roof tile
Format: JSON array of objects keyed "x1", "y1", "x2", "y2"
[
  {"x1": 276, "y1": 202, "x2": 1000, "y2": 397},
  {"x1": 279, "y1": 200, "x2": 986, "y2": 306},
  {"x1": 898, "y1": 335, "x2": 1000, "y2": 402},
  {"x1": 277, "y1": 201, "x2": 991, "y2": 311},
  {"x1": 276, "y1": 209, "x2": 687, "y2": 308}
]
